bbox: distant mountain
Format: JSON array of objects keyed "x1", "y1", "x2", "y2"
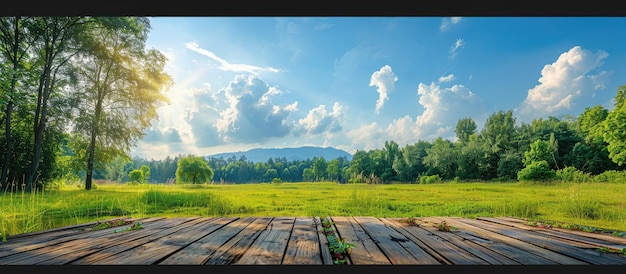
[{"x1": 206, "y1": 146, "x2": 352, "y2": 163}]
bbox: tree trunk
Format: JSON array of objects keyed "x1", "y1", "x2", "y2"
[{"x1": 85, "y1": 99, "x2": 102, "y2": 190}]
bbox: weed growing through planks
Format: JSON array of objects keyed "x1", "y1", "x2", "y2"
[{"x1": 321, "y1": 217, "x2": 356, "y2": 265}]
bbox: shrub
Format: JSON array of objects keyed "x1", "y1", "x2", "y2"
[
  {"x1": 420, "y1": 174, "x2": 442, "y2": 184},
  {"x1": 128, "y1": 170, "x2": 145, "y2": 185},
  {"x1": 592, "y1": 170, "x2": 626, "y2": 183},
  {"x1": 556, "y1": 166, "x2": 590, "y2": 183},
  {"x1": 517, "y1": 160, "x2": 556, "y2": 182}
]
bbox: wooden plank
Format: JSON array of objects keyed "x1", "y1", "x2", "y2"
[
  {"x1": 32, "y1": 218, "x2": 187, "y2": 265},
  {"x1": 204, "y1": 217, "x2": 274, "y2": 265},
  {"x1": 235, "y1": 217, "x2": 295, "y2": 265},
  {"x1": 313, "y1": 217, "x2": 334, "y2": 265},
  {"x1": 0, "y1": 217, "x2": 178, "y2": 264},
  {"x1": 387, "y1": 218, "x2": 520, "y2": 265},
  {"x1": 381, "y1": 218, "x2": 489, "y2": 265},
  {"x1": 2, "y1": 216, "x2": 139, "y2": 241},
  {"x1": 480, "y1": 217, "x2": 626, "y2": 249},
  {"x1": 0, "y1": 217, "x2": 163, "y2": 258},
  {"x1": 426, "y1": 217, "x2": 562, "y2": 265},
  {"x1": 457, "y1": 217, "x2": 626, "y2": 265},
  {"x1": 331, "y1": 216, "x2": 390, "y2": 265},
  {"x1": 70, "y1": 217, "x2": 213, "y2": 265},
  {"x1": 282, "y1": 217, "x2": 323, "y2": 265},
  {"x1": 353, "y1": 217, "x2": 440, "y2": 264},
  {"x1": 159, "y1": 217, "x2": 259, "y2": 265},
  {"x1": 92, "y1": 217, "x2": 235, "y2": 264}
]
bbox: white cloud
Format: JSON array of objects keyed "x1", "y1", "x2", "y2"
[
  {"x1": 348, "y1": 82, "x2": 488, "y2": 149},
  {"x1": 295, "y1": 102, "x2": 344, "y2": 136},
  {"x1": 369, "y1": 65, "x2": 398, "y2": 114},
  {"x1": 440, "y1": 17, "x2": 462, "y2": 32},
  {"x1": 346, "y1": 122, "x2": 386, "y2": 151},
  {"x1": 215, "y1": 74, "x2": 299, "y2": 144},
  {"x1": 186, "y1": 42, "x2": 281, "y2": 75},
  {"x1": 449, "y1": 39, "x2": 464, "y2": 59},
  {"x1": 439, "y1": 74, "x2": 455, "y2": 83},
  {"x1": 517, "y1": 46, "x2": 610, "y2": 122}
]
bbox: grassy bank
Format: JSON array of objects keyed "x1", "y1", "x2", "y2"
[{"x1": 1, "y1": 181, "x2": 625, "y2": 240}]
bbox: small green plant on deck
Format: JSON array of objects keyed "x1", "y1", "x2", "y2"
[
  {"x1": 320, "y1": 217, "x2": 356, "y2": 265},
  {"x1": 114, "y1": 221, "x2": 144, "y2": 233},
  {"x1": 89, "y1": 218, "x2": 134, "y2": 231},
  {"x1": 437, "y1": 220, "x2": 455, "y2": 232}
]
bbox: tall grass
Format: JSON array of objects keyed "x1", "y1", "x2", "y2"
[{"x1": 1, "y1": 180, "x2": 625, "y2": 240}]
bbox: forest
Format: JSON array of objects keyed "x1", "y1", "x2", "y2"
[{"x1": 2, "y1": 16, "x2": 626, "y2": 192}]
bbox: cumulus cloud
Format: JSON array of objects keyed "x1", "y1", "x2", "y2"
[
  {"x1": 449, "y1": 39, "x2": 464, "y2": 59},
  {"x1": 346, "y1": 122, "x2": 387, "y2": 151},
  {"x1": 295, "y1": 102, "x2": 344, "y2": 136},
  {"x1": 215, "y1": 74, "x2": 299, "y2": 143},
  {"x1": 186, "y1": 42, "x2": 281, "y2": 75},
  {"x1": 517, "y1": 46, "x2": 610, "y2": 122},
  {"x1": 182, "y1": 86, "x2": 226, "y2": 148},
  {"x1": 348, "y1": 82, "x2": 487, "y2": 149},
  {"x1": 369, "y1": 65, "x2": 398, "y2": 114},
  {"x1": 440, "y1": 17, "x2": 462, "y2": 32}
]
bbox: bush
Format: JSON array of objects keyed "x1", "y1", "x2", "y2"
[
  {"x1": 271, "y1": 178, "x2": 283, "y2": 184},
  {"x1": 420, "y1": 174, "x2": 442, "y2": 184},
  {"x1": 517, "y1": 160, "x2": 556, "y2": 182},
  {"x1": 128, "y1": 170, "x2": 145, "y2": 185},
  {"x1": 556, "y1": 166, "x2": 590, "y2": 183},
  {"x1": 592, "y1": 170, "x2": 626, "y2": 183}
]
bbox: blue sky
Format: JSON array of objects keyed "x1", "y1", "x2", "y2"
[{"x1": 131, "y1": 17, "x2": 626, "y2": 160}]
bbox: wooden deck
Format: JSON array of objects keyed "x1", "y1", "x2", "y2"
[{"x1": 1, "y1": 216, "x2": 626, "y2": 265}]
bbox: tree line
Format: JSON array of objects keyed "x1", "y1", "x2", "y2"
[
  {"x1": 0, "y1": 16, "x2": 172, "y2": 192},
  {"x1": 88, "y1": 84, "x2": 626, "y2": 186}
]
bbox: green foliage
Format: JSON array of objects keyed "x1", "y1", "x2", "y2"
[
  {"x1": 419, "y1": 174, "x2": 442, "y2": 184},
  {"x1": 128, "y1": 169, "x2": 144, "y2": 185},
  {"x1": 455, "y1": 117, "x2": 477, "y2": 143},
  {"x1": 175, "y1": 155, "x2": 214, "y2": 184},
  {"x1": 556, "y1": 166, "x2": 590, "y2": 183},
  {"x1": 517, "y1": 160, "x2": 557, "y2": 182},
  {"x1": 271, "y1": 178, "x2": 283, "y2": 184},
  {"x1": 523, "y1": 139, "x2": 557, "y2": 167},
  {"x1": 592, "y1": 170, "x2": 626, "y2": 183}
]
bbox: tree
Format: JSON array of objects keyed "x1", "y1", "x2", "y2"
[
  {"x1": 523, "y1": 139, "x2": 557, "y2": 167},
  {"x1": 603, "y1": 85, "x2": 626, "y2": 166},
  {"x1": 24, "y1": 17, "x2": 87, "y2": 192},
  {"x1": 175, "y1": 155, "x2": 213, "y2": 184},
  {"x1": 140, "y1": 165, "x2": 150, "y2": 183},
  {"x1": 455, "y1": 117, "x2": 477, "y2": 144},
  {"x1": 0, "y1": 17, "x2": 34, "y2": 188},
  {"x1": 69, "y1": 17, "x2": 172, "y2": 190},
  {"x1": 456, "y1": 134, "x2": 487, "y2": 180},
  {"x1": 128, "y1": 169, "x2": 144, "y2": 184},
  {"x1": 423, "y1": 137, "x2": 457, "y2": 180},
  {"x1": 480, "y1": 110, "x2": 516, "y2": 179},
  {"x1": 312, "y1": 156, "x2": 327, "y2": 181}
]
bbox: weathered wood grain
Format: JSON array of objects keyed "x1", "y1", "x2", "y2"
[
  {"x1": 1, "y1": 216, "x2": 624, "y2": 265},
  {"x1": 282, "y1": 217, "x2": 323, "y2": 264},
  {"x1": 331, "y1": 216, "x2": 390, "y2": 264},
  {"x1": 353, "y1": 216, "x2": 440, "y2": 264},
  {"x1": 204, "y1": 217, "x2": 273, "y2": 265},
  {"x1": 235, "y1": 217, "x2": 295, "y2": 264}
]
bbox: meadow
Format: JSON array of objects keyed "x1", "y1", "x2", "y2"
[{"x1": 2, "y1": 180, "x2": 626, "y2": 241}]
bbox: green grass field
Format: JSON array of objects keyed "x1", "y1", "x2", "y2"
[{"x1": 2, "y1": 181, "x2": 625, "y2": 240}]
